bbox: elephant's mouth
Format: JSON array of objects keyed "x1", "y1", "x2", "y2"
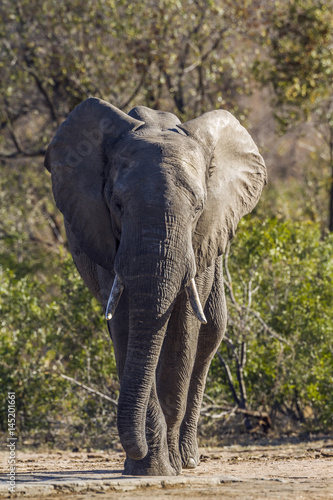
[{"x1": 105, "y1": 274, "x2": 207, "y2": 324}]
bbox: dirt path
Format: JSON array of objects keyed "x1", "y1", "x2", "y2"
[{"x1": 0, "y1": 438, "x2": 332, "y2": 499}]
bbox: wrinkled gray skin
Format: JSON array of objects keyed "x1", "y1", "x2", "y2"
[{"x1": 45, "y1": 98, "x2": 266, "y2": 476}]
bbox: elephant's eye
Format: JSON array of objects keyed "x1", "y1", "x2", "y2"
[
  {"x1": 194, "y1": 201, "x2": 203, "y2": 216},
  {"x1": 112, "y1": 196, "x2": 124, "y2": 217}
]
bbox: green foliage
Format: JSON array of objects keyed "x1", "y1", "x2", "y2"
[
  {"x1": 208, "y1": 217, "x2": 333, "y2": 429},
  {"x1": 252, "y1": 0, "x2": 333, "y2": 231},
  {"x1": 258, "y1": 153, "x2": 330, "y2": 233},
  {"x1": 107, "y1": 0, "x2": 253, "y2": 118},
  {"x1": 253, "y1": 0, "x2": 333, "y2": 129},
  {"x1": 0, "y1": 0, "x2": 255, "y2": 156},
  {"x1": 0, "y1": 249, "x2": 118, "y2": 445}
]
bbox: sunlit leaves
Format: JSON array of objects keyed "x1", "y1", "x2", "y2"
[
  {"x1": 208, "y1": 217, "x2": 333, "y2": 428},
  {"x1": 0, "y1": 253, "x2": 118, "y2": 441},
  {"x1": 0, "y1": 0, "x2": 255, "y2": 135},
  {"x1": 253, "y1": 0, "x2": 333, "y2": 129}
]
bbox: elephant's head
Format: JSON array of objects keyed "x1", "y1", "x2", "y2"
[{"x1": 45, "y1": 98, "x2": 266, "y2": 460}]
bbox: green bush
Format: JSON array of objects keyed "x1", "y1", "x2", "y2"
[
  {"x1": 208, "y1": 217, "x2": 333, "y2": 430},
  {"x1": 0, "y1": 251, "x2": 118, "y2": 446}
]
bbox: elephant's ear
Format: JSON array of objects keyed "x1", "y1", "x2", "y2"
[
  {"x1": 45, "y1": 97, "x2": 143, "y2": 270},
  {"x1": 179, "y1": 110, "x2": 267, "y2": 273}
]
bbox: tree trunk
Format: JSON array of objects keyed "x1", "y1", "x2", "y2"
[{"x1": 329, "y1": 123, "x2": 333, "y2": 232}]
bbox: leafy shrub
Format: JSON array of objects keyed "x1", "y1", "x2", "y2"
[
  {"x1": 0, "y1": 251, "x2": 118, "y2": 447},
  {"x1": 208, "y1": 217, "x2": 333, "y2": 431}
]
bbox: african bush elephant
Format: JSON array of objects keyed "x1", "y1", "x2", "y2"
[{"x1": 45, "y1": 98, "x2": 266, "y2": 476}]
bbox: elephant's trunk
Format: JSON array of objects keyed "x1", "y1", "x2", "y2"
[
  {"x1": 114, "y1": 216, "x2": 204, "y2": 460},
  {"x1": 117, "y1": 273, "x2": 177, "y2": 460}
]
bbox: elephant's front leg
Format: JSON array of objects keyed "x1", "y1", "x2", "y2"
[
  {"x1": 180, "y1": 257, "x2": 227, "y2": 468},
  {"x1": 157, "y1": 292, "x2": 203, "y2": 474},
  {"x1": 123, "y1": 380, "x2": 177, "y2": 476},
  {"x1": 108, "y1": 293, "x2": 175, "y2": 476}
]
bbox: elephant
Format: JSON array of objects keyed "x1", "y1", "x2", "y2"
[{"x1": 45, "y1": 97, "x2": 266, "y2": 476}]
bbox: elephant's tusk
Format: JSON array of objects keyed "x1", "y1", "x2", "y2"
[
  {"x1": 105, "y1": 274, "x2": 124, "y2": 320},
  {"x1": 186, "y1": 278, "x2": 207, "y2": 324}
]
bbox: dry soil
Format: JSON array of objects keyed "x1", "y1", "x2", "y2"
[{"x1": 0, "y1": 438, "x2": 332, "y2": 499}]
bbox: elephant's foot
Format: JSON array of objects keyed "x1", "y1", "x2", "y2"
[
  {"x1": 180, "y1": 437, "x2": 200, "y2": 469},
  {"x1": 168, "y1": 442, "x2": 182, "y2": 475},
  {"x1": 123, "y1": 454, "x2": 178, "y2": 476},
  {"x1": 183, "y1": 456, "x2": 198, "y2": 468}
]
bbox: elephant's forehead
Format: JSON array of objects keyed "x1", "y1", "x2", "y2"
[
  {"x1": 113, "y1": 131, "x2": 205, "y2": 171},
  {"x1": 110, "y1": 132, "x2": 206, "y2": 200}
]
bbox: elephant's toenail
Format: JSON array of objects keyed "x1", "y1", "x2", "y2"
[{"x1": 187, "y1": 457, "x2": 196, "y2": 468}]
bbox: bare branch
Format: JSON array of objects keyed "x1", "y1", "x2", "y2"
[
  {"x1": 0, "y1": 148, "x2": 46, "y2": 159},
  {"x1": 242, "y1": 306, "x2": 292, "y2": 347},
  {"x1": 203, "y1": 393, "x2": 216, "y2": 405},
  {"x1": 3, "y1": 39, "x2": 59, "y2": 125},
  {"x1": 0, "y1": 106, "x2": 47, "y2": 158},
  {"x1": 223, "y1": 242, "x2": 291, "y2": 347},
  {"x1": 223, "y1": 242, "x2": 240, "y2": 309},
  {"x1": 235, "y1": 345, "x2": 248, "y2": 409},
  {"x1": 184, "y1": 27, "x2": 229, "y2": 74},
  {"x1": 216, "y1": 351, "x2": 240, "y2": 406},
  {"x1": 223, "y1": 335, "x2": 240, "y2": 364},
  {"x1": 58, "y1": 373, "x2": 118, "y2": 406},
  {"x1": 240, "y1": 341, "x2": 247, "y2": 369},
  {"x1": 40, "y1": 202, "x2": 64, "y2": 244},
  {"x1": 120, "y1": 72, "x2": 147, "y2": 109},
  {"x1": 201, "y1": 404, "x2": 270, "y2": 419},
  {"x1": 200, "y1": 28, "x2": 228, "y2": 64}
]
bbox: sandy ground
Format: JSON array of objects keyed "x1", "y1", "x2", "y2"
[{"x1": 0, "y1": 438, "x2": 333, "y2": 499}]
